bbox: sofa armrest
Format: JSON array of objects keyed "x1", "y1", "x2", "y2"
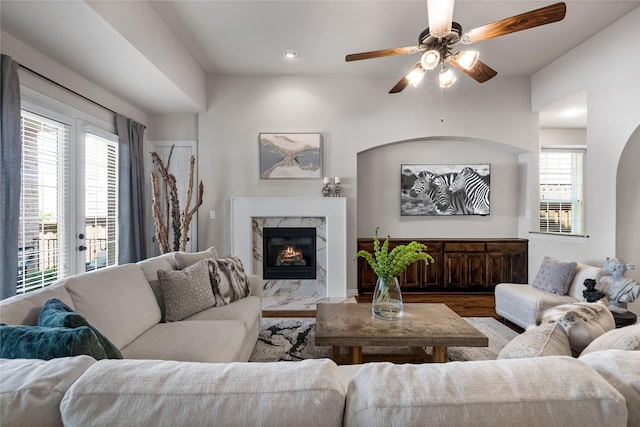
[{"x1": 247, "y1": 274, "x2": 264, "y2": 298}]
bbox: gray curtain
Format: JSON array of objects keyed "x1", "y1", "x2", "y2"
[
  {"x1": 1, "y1": 55, "x2": 21, "y2": 300},
  {"x1": 117, "y1": 114, "x2": 147, "y2": 264}
]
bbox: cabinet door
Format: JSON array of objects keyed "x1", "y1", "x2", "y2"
[
  {"x1": 486, "y1": 241, "x2": 528, "y2": 286},
  {"x1": 444, "y1": 252, "x2": 466, "y2": 288},
  {"x1": 421, "y1": 241, "x2": 443, "y2": 290},
  {"x1": 357, "y1": 241, "x2": 377, "y2": 293},
  {"x1": 467, "y1": 252, "x2": 486, "y2": 287}
]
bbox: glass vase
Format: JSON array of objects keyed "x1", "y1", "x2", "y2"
[{"x1": 372, "y1": 276, "x2": 404, "y2": 320}]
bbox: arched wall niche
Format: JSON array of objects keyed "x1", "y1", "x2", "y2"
[
  {"x1": 616, "y1": 124, "x2": 640, "y2": 283},
  {"x1": 356, "y1": 135, "x2": 529, "y2": 239}
]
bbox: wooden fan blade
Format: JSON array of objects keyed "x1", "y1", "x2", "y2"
[
  {"x1": 463, "y1": 2, "x2": 566, "y2": 44},
  {"x1": 389, "y1": 63, "x2": 422, "y2": 94},
  {"x1": 346, "y1": 46, "x2": 420, "y2": 62},
  {"x1": 450, "y1": 58, "x2": 497, "y2": 83}
]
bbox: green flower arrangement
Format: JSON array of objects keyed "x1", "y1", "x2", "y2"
[{"x1": 356, "y1": 228, "x2": 434, "y2": 285}]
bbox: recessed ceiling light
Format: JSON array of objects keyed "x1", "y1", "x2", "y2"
[{"x1": 283, "y1": 49, "x2": 297, "y2": 58}]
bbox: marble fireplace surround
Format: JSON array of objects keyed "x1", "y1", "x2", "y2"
[{"x1": 231, "y1": 197, "x2": 347, "y2": 297}]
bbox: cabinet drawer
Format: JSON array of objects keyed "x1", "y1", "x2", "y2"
[
  {"x1": 486, "y1": 242, "x2": 526, "y2": 252},
  {"x1": 444, "y1": 242, "x2": 484, "y2": 252}
]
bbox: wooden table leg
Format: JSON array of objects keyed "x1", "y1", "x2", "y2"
[
  {"x1": 433, "y1": 346, "x2": 447, "y2": 363},
  {"x1": 350, "y1": 346, "x2": 362, "y2": 364}
]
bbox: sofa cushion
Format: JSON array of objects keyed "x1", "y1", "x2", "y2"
[
  {"x1": 580, "y1": 323, "x2": 640, "y2": 356},
  {"x1": 137, "y1": 253, "x2": 178, "y2": 319},
  {"x1": 37, "y1": 298, "x2": 122, "y2": 359},
  {"x1": 207, "y1": 256, "x2": 251, "y2": 305},
  {"x1": 497, "y1": 322, "x2": 572, "y2": 359},
  {"x1": 174, "y1": 246, "x2": 219, "y2": 269},
  {"x1": 0, "y1": 324, "x2": 107, "y2": 360},
  {"x1": 532, "y1": 257, "x2": 578, "y2": 295},
  {"x1": 538, "y1": 301, "x2": 615, "y2": 354},
  {"x1": 580, "y1": 349, "x2": 640, "y2": 427},
  {"x1": 0, "y1": 284, "x2": 74, "y2": 326},
  {"x1": 186, "y1": 295, "x2": 261, "y2": 331},
  {"x1": 63, "y1": 264, "x2": 161, "y2": 350},
  {"x1": 119, "y1": 320, "x2": 247, "y2": 363},
  {"x1": 344, "y1": 357, "x2": 627, "y2": 427},
  {"x1": 60, "y1": 359, "x2": 345, "y2": 427},
  {"x1": 0, "y1": 355, "x2": 96, "y2": 427},
  {"x1": 157, "y1": 260, "x2": 216, "y2": 322}
]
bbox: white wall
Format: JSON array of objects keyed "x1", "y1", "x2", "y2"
[
  {"x1": 198, "y1": 74, "x2": 537, "y2": 292},
  {"x1": 357, "y1": 138, "x2": 521, "y2": 238},
  {"x1": 531, "y1": 9, "x2": 640, "y2": 314},
  {"x1": 540, "y1": 128, "x2": 586, "y2": 147}
]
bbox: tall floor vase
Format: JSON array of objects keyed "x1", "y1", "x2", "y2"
[{"x1": 372, "y1": 276, "x2": 404, "y2": 320}]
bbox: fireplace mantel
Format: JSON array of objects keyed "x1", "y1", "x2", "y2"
[{"x1": 231, "y1": 197, "x2": 347, "y2": 297}]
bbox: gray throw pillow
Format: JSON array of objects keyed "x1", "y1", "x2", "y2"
[
  {"x1": 158, "y1": 260, "x2": 216, "y2": 322},
  {"x1": 532, "y1": 257, "x2": 578, "y2": 295},
  {"x1": 174, "y1": 246, "x2": 219, "y2": 270},
  {"x1": 580, "y1": 324, "x2": 640, "y2": 356},
  {"x1": 207, "y1": 257, "x2": 251, "y2": 306}
]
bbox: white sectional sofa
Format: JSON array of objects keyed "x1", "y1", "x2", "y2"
[
  {"x1": 0, "y1": 247, "x2": 263, "y2": 363},
  {"x1": 1, "y1": 348, "x2": 638, "y2": 427},
  {"x1": 495, "y1": 262, "x2": 603, "y2": 328}
]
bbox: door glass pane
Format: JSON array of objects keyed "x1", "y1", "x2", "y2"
[
  {"x1": 84, "y1": 133, "x2": 118, "y2": 271},
  {"x1": 18, "y1": 111, "x2": 71, "y2": 293}
]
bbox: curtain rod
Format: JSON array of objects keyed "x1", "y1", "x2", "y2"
[{"x1": 18, "y1": 64, "x2": 118, "y2": 117}]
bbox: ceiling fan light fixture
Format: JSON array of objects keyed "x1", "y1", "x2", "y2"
[
  {"x1": 427, "y1": 0, "x2": 455, "y2": 38},
  {"x1": 420, "y1": 50, "x2": 441, "y2": 70},
  {"x1": 439, "y1": 66, "x2": 456, "y2": 88},
  {"x1": 406, "y1": 67, "x2": 426, "y2": 87},
  {"x1": 455, "y1": 50, "x2": 479, "y2": 70}
]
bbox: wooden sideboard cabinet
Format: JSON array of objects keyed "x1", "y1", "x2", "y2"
[{"x1": 357, "y1": 238, "x2": 528, "y2": 294}]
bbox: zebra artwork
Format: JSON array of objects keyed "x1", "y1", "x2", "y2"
[
  {"x1": 401, "y1": 164, "x2": 490, "y2": 216},
  {"x1": 449, "y1": 167, "x2": 491, "y2": 215}
]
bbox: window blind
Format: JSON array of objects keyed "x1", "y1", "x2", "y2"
[
  {"x1": 539, "y1": 148, "x2": 584, "y2": 235},
  {"x1": 18, "y1": 110, "x2": 72, "y2": 293}
]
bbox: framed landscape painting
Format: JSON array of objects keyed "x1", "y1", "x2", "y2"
[
  {"x1": 401, "y1": 164, "x2": 491, "y2": 216},
  {"x1": 259, "y1": 133, "x2": 322, "y2": 179}
]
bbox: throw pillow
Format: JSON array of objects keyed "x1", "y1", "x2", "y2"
[
  {"x1": 537, "y1": 301, "x2": 616, "y2": 354},
  {"x1": 38, "y1": 298, "x2": 122, "y2": 359},
  {"x1": 0, "y1": 324, "x2": 107, "y2": 360},
  {"x1": 497, "y1": 322, "x2": 572, "y2": 359},
  {"x1": 174, "y1": 246, "x2": 219, "y2": 270},
  {"x1": 158, "y1": 260, "x2": 216, "y2": 322},
  {"x1": 580, "y1": 324, "x2": 640, "y2": 356},
  {"x1": 207, "y1": 256, "x2": 251, "y2": 306},
  {"x1": 532, "y1": 257, "x2": 578, "y2": 295}
]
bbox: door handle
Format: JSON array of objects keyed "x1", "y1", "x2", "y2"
[{"x1": 78, "y1": 246, "x2": 87, "y2": 252}]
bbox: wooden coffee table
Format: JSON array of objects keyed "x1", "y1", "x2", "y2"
[{"x1": 315, "y1": 303, "x2": 488, "y2": 364}]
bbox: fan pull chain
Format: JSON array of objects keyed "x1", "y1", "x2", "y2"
[{"x1": 440, "y1": 87, "x2": 445, "y2": 123}]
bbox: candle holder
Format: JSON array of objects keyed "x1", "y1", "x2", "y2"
[
  {"x1": 322, "y1": 177, "x2": 332, "y2": 197},
  {"x1": 332, "y1": 183, "x2": 341, "y2": 197}
]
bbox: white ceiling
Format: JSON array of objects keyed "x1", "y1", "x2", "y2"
[{"x1": 2, "y1": 0, "x2": 638, "y2": 125}]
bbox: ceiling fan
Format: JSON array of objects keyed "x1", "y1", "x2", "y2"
[{"x1": 345, "y1": 1, "x2": 567, "y2": 93}]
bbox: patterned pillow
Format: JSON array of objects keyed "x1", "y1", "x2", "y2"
[
  {"x1": 0, "y1": 324, "x2": 107, "y2": 360},
  {"x1": 537, "y1": 301, "x2": 616, "y2": 354},
  {"x1": 207, "y1": 257, "x2": 251, "y2": 306},
  {"x1": 497, "y1": 322, "x2": 572, "y2": 359},
  {"x1": 38, "y1": 298, "x2": 122, "y2": 359},
  {"x1": 580, "y1": 324, "x2": 640, "y2": 356},
  {"x1": 532, "y1": 257, "x2": 578, "y2": 295},
  {"x1": 157, "y1": 260, "x2": 216, "y2": 322}
]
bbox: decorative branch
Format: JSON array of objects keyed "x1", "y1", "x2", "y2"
[{"x1": 149, "y1": 145, "x2": 204, "y2": 254}]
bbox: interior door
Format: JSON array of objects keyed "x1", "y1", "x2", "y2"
[{"x1": 148, "y1": 140, "x2": 198, "y2": 257}]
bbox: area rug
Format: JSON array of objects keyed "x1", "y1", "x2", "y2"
[{"x1": 249, "y1": 316, "x2": 518, "y2": 362}]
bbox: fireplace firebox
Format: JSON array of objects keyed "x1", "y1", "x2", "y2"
[{"x1": 263, "y1": 227, "x2": 316, "y2": 279}]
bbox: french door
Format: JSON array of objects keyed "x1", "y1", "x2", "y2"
[{"x1": 17, "y1": 107, "x2": 118, "y2": 293}]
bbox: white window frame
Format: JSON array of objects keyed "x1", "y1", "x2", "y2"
[{"x1": 539, "y1": 147, "x2": 586, "y2": 236}]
